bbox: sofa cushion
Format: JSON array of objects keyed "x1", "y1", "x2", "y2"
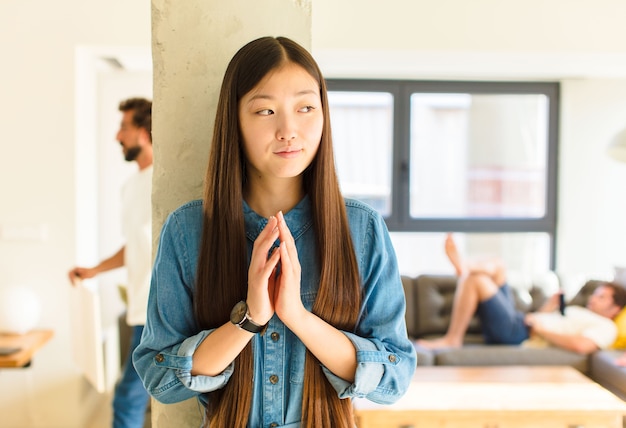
[
  {"x1": 411, "y1": 275, "x2": 483, "y2": 338},
  {"x1": 429, "y1": 345, "x2": 589, "y2": 373},
  {"x1": 401, "y1": 276, "x2": 419, "y2": 338},
  {"x1": 590, "y1": 350, "x2": 626, "y2": 400},
  {"x1": 413, "y1": 344, "x2": 435, "y2": 366}
]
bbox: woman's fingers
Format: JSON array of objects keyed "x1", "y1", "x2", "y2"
[
  {"x1": 249, "y1": 216, "x2": 279, "y2": 278},
  {"x1": 273, "y1": 211, "x2": 303, "y2": 322},
  {"x1": 276, "y1": 211, "x2": 298, "y2": 269},
  {"x1": 247, "y1": 217, "x2": 281, "y2": 323}
]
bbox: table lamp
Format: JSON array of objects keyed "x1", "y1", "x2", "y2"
[{"x1": 0, "y1": 286, "x2": 41, "y2": 334}]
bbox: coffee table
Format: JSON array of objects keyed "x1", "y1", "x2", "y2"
[{"x1": 353, "y1": 366, "x2": 626, "y2": 428}]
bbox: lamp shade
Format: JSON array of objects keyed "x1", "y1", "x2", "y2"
[
  {"x1": 0, "y1": 286, "x2": 41, "y2": 334},
  {"x1": 607, "y1": 126, "x2": 626, "y2": 163}
]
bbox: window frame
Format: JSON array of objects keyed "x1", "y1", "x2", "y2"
[{"x1": 326, "y1": 79, "x2": 559, "y2": 268}]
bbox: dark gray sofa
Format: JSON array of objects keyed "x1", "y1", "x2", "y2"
[{"x1": 402, "y1": 274, "x2": 626, "y2": 399}]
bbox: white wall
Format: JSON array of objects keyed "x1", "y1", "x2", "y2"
[
  {"x1": 312, "y1": 0, "x2": 626, "y2": 73},
  {"x1": 0, "y1": 2, "x2": 151, "y2": 427},
  {"x1": 313, "y1": 0, "x2": 626, "y2": 53},
  {"x1": 558, "y1": 79, "x2": 626, "y2": 281},
  {"x1": 2, "y1": 1, "x2": 626, "y2": 427}
]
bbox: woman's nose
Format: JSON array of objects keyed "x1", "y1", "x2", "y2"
[{"x1": 276, "y1": 114, "x2": 296, "y2": 141}]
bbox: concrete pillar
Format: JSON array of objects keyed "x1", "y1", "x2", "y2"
[{"x1": 150, "y1": 0, "x2": 311, "y2": 426}]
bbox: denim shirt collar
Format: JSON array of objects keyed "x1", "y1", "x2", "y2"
[{"x1": 243, "y1": 195, "x2": 313, "y2": 243}]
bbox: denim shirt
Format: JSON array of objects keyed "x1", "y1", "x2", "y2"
[{"x1": 133, "y1": 196, "x2": 416, "y2": 428}]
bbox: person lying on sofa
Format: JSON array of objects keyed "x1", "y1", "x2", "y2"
[{"x1": 417, "y1": 234, "x2": 626, "y2": 355}]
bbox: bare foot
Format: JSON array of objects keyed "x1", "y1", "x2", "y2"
[
  {"x1": 416, "y1": 336, "x2": 462, "y2": 350},
  {"x1": 445, "y1": 233, "x2": 465, "y2": 277}
]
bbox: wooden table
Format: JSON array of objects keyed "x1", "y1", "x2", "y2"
[
  {"x1": 354, "y1": 366, "x2": 626, "y2": 428},
  {"x1": 0, "y1": 329, "x2": 53, "y2": 368}
]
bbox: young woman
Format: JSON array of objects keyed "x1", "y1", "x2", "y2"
[{"x1": 133, "y1": 36, "x2": 416, "y2": 428}]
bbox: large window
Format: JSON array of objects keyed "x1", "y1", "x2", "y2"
[{"x1": 326, "y1": 80, "x2": 559, "y2": 273}]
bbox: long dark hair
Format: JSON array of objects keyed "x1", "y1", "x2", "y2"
[{"x1": 194, "y1": 36, "x2": 361, "y2": 428}]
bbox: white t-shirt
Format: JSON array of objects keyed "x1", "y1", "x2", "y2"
[
  {"x1": 532, "y1": 305, "x2": 617, "y2": 349},
  {"x1": 120, "y1": 165, "x2": 152, "y2": 326}
]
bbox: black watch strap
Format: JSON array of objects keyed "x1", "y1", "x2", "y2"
[{"x1": 238, "y1": 317, "x2": 265, "y2": 334}]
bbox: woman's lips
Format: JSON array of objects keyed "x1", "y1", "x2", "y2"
[{"x1": 274, "y1": 149, "x2": 302, "y2": 159}]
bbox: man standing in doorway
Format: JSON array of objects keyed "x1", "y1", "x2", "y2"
[{"x1": 69, "y1": 97, "x2": 152, "y2": 428}]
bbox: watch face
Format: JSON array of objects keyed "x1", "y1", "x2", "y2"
[{"x1": 230, "y1": 301, "x2": 248, "y2": 324}]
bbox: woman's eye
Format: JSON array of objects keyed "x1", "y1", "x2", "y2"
[
  {"x1": 299, "y1": 106, "x2": 315, "y2": 113},
  {"x1": 257, "y1": 109, "x2": 274, "y2": 116}
]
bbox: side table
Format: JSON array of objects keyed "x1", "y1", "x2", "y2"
[{"x1": 0, "y1": 329, "x2": 53, "y2": 368}]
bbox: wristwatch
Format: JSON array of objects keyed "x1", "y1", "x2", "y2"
[{"x1": 230, "y1": 301, "x2": 266, "y2": 334}]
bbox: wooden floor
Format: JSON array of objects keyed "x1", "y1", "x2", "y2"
[
  {"x1": 85, "y1": 392, "x2": 112, "y2": 428},
  {"x1": 86, "y1": 392, "x2": 151, "y2": 428}
]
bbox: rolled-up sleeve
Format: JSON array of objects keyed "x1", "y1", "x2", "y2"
[
  {"x1": 132, "y1": 204, "x2": 233, "y2": 404},
  {"x1": 322, "y1": 202, "x2": 417, "y2": 404}
]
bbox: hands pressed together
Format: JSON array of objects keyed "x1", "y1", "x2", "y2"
[{"x1": 246, "y1": 211, "x2": 305, "y2": 329}]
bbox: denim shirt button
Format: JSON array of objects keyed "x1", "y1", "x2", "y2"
[
  {"x1": 270, "y1": 332, "x2": 280, "y2": 341},
  {"x1": 388, "y1": 354, "x2": 397, "y2": 363},
  {"x1": 269, "y1": 374, "x2": 279, "y2": 384},
  {"x1": 155, "y1": 354, "x2": 165, "y2": 363}
]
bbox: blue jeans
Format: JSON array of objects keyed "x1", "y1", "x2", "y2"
[{"x1": 113, "y1": 325, "x2": 150, "y2": 428}]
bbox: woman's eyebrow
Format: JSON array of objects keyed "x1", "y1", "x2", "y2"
[{"x1": 246, "y1": 89, "x2": 318, "y2": 103}]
